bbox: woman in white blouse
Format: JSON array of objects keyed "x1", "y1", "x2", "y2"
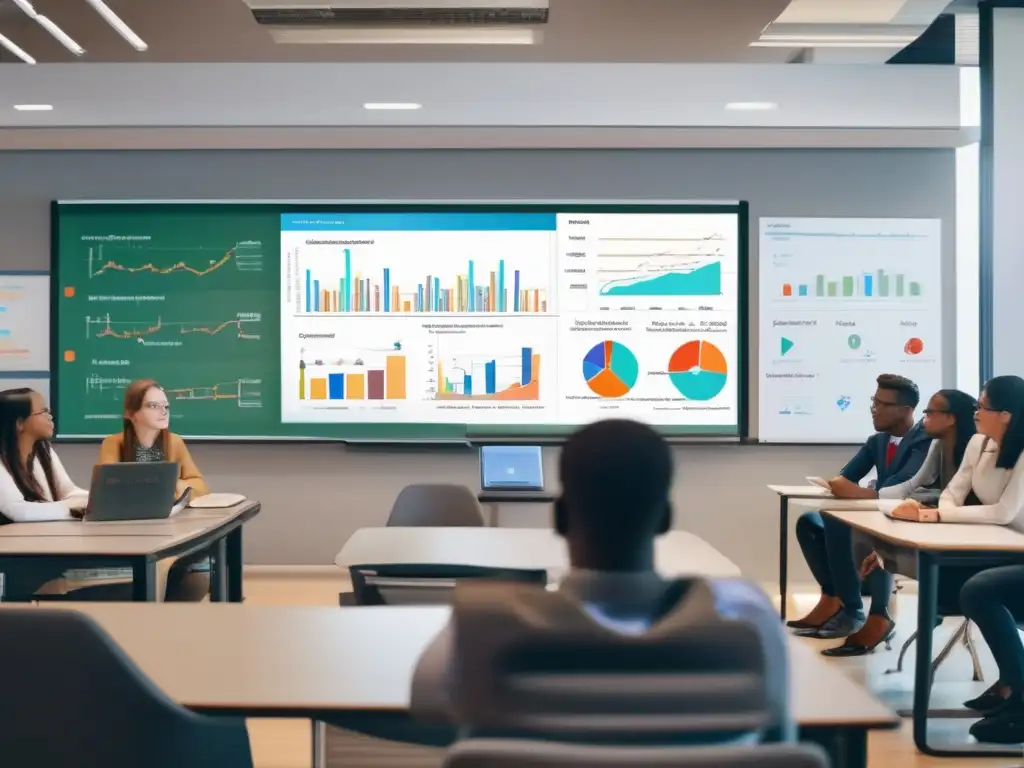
[
  {"x1": 888, "y1": 375, "x2": 1024, "y2": 744},
  {"x1": 0, "y1": 387, "x2": 90, "y2": 600}
]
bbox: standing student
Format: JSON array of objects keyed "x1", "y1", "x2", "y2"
[
  {"x1": 788, "y1": 374, "x2": 931, "y2": 641},
  {"x1": 0, "y1": 388, "x2": 89, "y2": 600},
  {"x1": 97, "y1": 379, "x2": 211, "y2": 602},
  {"x1": 823, "y1": 388, "x2": 978, "y2": 656},
  {"x1": 886, "y1": 375, "x2": 1024, "y2": 744}
]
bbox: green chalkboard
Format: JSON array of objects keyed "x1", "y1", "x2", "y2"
[{"x1": 53, "y1": 202, "x2": 747, "y2": 441}]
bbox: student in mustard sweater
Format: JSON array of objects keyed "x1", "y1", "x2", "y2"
[{"x1": 98, "y1": 378, "x2": 211, "y2": 602}]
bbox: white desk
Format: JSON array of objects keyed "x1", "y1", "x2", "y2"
[
  {"x1": 824, "y1": 509, "x2": 1024, "y2": 758},
  {"x1": 335, "y1": 527, "x2": 741, "y2": 580}
]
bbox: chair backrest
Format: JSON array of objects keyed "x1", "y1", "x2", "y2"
[
  {"x1": 443, "y1": 739, "x2": 830, "y2": 768},
  {"x1": 0, "y1": 609, "x2": 252, "y2": 768},
  {"x1": 349, "y1": 564, "x2": 547, "y2": 606},
  {"x1": 448, "y1": 579, "x2": 777, "y2": 745},
  {"x1": 387, "y1": 484, "x2": 485, "y2": 527}
]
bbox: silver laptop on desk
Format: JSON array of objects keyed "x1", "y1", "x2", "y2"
[
  {"x1": 85, "y1": 462, "x2": 181, "y2": 522},
  {"x1": 480, "y1": 445, "x2": 545, "y2": 492}
]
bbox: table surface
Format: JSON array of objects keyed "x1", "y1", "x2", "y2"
[
  {"x1": 0, "y1": 502, "x2": 257, "y2": 556},
  {"x1": 767, "y1": 485, "x2": 833, "y2": 498},
  {"x1": 12, "y1": 603, "x2": 897, "y2": 729},
  {"x1": 335, "y1": 527, "x2": 741, "y2": 579},
  {"x1": 824, "y1": 509, "x2": 1024, "y2": 552}
]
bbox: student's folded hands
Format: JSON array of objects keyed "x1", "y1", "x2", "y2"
[{"x1": 889, "y1": 500, "x2": 940, "y2": 523}]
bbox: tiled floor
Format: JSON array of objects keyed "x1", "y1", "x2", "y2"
[{"x1": 239, "y1": 572, "x2": 1020, "y2": 768}]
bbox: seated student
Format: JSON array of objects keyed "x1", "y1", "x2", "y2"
[
  {"x1": 788, "y1": 374, "x2": 931, "y2": 641},
  {"x1": 886, "y1": 375, "x2": 1024, "y2": 744},
  {"x1": 823, "y1": 388, "x2": 978, "y2": 656},
  {"x1": 98, "y1": 379, "x2": 211, "y2": 602},
  {"x1": 0, "y1": 388, "x2": 90, "y2": 600},
  {"x1": 410, "y1": 418, "x2": 794, "y2": 741}
]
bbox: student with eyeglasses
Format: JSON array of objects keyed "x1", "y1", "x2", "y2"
[
  {"x1": 0, "y1": 388, "x2": 93, "y2": 600},
  {"x1": 97, "y1": 378, "x2": 212, "y2": 602},
  {"x1": 885, "y1": 375, "x2": 1024, "y2": 744},
  {"x1": 787, "y1": 374, "x2": 931, "y2": 644}
]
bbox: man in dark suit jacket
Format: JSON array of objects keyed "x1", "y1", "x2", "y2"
[{"x1": 788, "y1": 373, "x2": 931, "y2": 641}]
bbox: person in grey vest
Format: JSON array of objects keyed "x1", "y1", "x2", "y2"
[{"x1": 411, "y1": 418, "x2": 792, "y2": 741}]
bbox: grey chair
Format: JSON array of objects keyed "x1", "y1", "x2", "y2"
[
  {"x1": 348, "y1": 563, "x2": 547, "y2": 606},
  {"x1": 387, "y1": 484, "x2": 486, "y2": 527},
  {"x1": 443, "y1": 739, "x2": 830, "y2": 768},
  {"x1": 0, "y1": 608, "x2": 252, "y2": 768},
  {"x1": 445, "y1": 579, "x2": 788, "y2": 746}
]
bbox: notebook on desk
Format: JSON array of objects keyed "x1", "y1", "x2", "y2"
[
  {"x1": 480, "y1": 445, "x2": 544, "y2": 492},
  {"x1": 188, "y1": 492, "x2": 247, "y2": 509}
]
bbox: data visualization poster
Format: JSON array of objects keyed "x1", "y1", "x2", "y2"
[
  {"x1": 0, "y1": 273, "x2": 49, "y2": 373},
  {"x1": 758, "y1": 217, "x2": 942, "y2": 443},
  {"x1": 280, "y1": 209, "x2": 743, "y2": 433}
]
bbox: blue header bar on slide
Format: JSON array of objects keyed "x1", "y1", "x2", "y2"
[{"x1": 281, "y1": 213, "x2": 557, "y2": 231}]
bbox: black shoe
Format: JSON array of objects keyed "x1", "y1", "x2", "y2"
[
  {"x1": 969, "y1": 701, "x2": 1024, "y2": 744},
  {"x1": 794, "y1": 610, "x2": 866, "y2": 640},
  {"x1": 965, "y1": 682, "x2": 1011, "y2": 714},
  {"x1": 822, "y1": 617, "x2": 896, "y2": 657}
]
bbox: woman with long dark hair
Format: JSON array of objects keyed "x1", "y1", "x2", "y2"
[
  {"x1": 819, "y1": 388, "x2": 978, "y2": 657},
  {"x1": 887, "y1": 376, "x2": 1024, "y2": 744},
  {"x1": 0, "y1": 387, "x2": 89, "y2": 599}
]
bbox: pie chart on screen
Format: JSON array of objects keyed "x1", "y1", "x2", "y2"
[
  {"x1": 668, "y1": 340, "x2": 728, "y2": 401},
  {"x1": 583, "y1": 341, "x2": 639, "y2": 398}
]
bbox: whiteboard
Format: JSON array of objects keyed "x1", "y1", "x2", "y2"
[
  {"x1": 758, "y1": 218, "x2": 943, "y2": 443},
  {"x1": 0, "y1": 274, "x2": 49, "y2": 372}
]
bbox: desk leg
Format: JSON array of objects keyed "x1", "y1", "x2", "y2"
[
  {"x1": 311, "y1": 720, "x2": 325, "y2": 768},
  {"x1": 131, "y1": 558, "x2": 157, "y2": 602},
  {"x1": 225, "y1": 526, "x2": 244, "y2": 603},
  {"x1": 912, "y1": 552, "x2": 938, "y2": 753},
  {"x1": 802, "y1": 726, "x2": 867, "y2": 768},
  {"x1": 210, "y1": 538, "x2": 228, "y2": 603},
  {"x1": 779, "y1": 496, "x2": 789, "y2": 621}
]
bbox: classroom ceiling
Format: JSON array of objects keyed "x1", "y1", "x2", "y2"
[{"x1": 0, "y1": 0, "x2": 966, "y2": 65}]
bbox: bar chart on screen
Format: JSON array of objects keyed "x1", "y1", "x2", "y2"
[{"x1": 282, "y1": 213, "x2": 556, "y2": 316}]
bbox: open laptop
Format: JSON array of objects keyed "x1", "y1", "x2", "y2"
[
  {"x1": 85, "y1": 462, "x2": 183, "y2": 522},
  {"x1": 479, "y1": 445, "x2": 545, "y2": 492}
]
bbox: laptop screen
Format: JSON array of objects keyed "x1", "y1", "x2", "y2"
[{"x1": 480, "y1": 445, "x2": 544, "y2": 490}]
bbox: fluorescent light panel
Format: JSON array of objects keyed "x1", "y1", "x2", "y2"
[
  {"x1": 0, "y1": 32, "x2": 35, "y2": 64},
  {"x1": 12, "y1": 0, "x2": 84, "y2": 56},
  {"x1": 725, "y1": 101, "x2": 778, "y2": 111},
  {"x1": 85, "y1": 0, "x2": 148, "y2": 51},
  {"x1": 364, "y1": 102, "x2": 422, "y2": 110},
  {"x1": 14, "y1": 104, "x2": 53, "y2": 111},
  {"x1": 268, "y1": 27, "x2": 538, "y2": 45}
]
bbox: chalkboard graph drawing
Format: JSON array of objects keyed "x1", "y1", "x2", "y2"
[
  {"x1": 84, "y1": 314, "x2": 262, "y2": 342},
  {"x1": 86, "y1": 241, "x2": 264, "y2": 278},
  {"x1": 83, "y1": 374, "x2": 262, "y2": 409}
]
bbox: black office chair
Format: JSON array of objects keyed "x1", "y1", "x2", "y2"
[
  {"x1": 344, "y1": 563, "x2": 547, "y2": 606},
  {"x1": 0, "y1": 608, "x2": 252, "y2": 768}
]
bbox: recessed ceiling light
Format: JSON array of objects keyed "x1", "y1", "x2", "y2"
[
  {"x1": 363, "y1": 102, "x2": 422, "y2": 111},
  {"x1": 14, "y1": 104, "x2": 53, "y2": 111},
  {"x1": 725, "y1": 102, "x2": 778, "y2": 111}
]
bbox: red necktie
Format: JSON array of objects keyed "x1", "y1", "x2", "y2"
[{"x1": 886, "y1": 441, "x2": 897, "y2": 466}]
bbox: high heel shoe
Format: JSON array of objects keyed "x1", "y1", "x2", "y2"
[
  {"x1": 965, "y1": 682, "x2": 1011, "y2": 713},
  {"x1": 821, "y1": 617, "x2": 896, "y2": 657}
]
